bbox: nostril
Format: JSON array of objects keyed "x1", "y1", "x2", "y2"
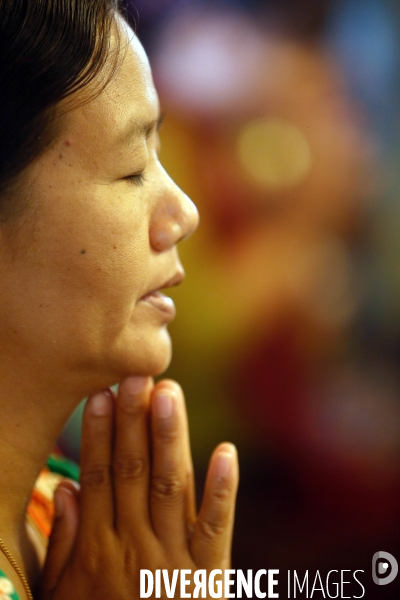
[{"x1": 150, "y1": 221, "x2": 182, "y2": 252}]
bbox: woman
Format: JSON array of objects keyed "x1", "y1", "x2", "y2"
[{"x1": 0, "y1": 1, "x2": 239, "y2": 598}]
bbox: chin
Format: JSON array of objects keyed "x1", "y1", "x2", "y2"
[
  {"x1": 112, "y1": 325, "x2": 173, "y2": 379},
  {"x1": 139, "y1": 343, "x2": 172, "y2": 377}
]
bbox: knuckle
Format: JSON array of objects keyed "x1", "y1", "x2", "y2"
[
  {"x1": 156, "y1": 423, "x2": 179, "y2": 445},
  {"x1": 80, "y1": 464, "x2": 111, "y2": 488},
  {"x1": 113, "y1": 454, "x2": 146, "y2": 481},
  {"x1": 198, "y1": 516, "x2": 226, "y2": 541},
  {"x1": 120, "y1": 397, "x2": 147, "y2": 416},
  {"x1": 88, "y1": 415, "x2": 111, "y2": 436},
  {"x1": 81, "y1": 554, "x2": 106, "y2": 580},
  {"x1": 151, "y1": 474, "x2": 184, "y2": 501},
  {"x1": 78, "y1": 541, "x2": 103, "y2": 576},
  {"x1": 211, "y1": 485, "x2": 232, "y2": 502},
  {"x1": 77, "y1": 531, "x2": 115, "y2": 576},
  {"x1": 123, "y1": 546, "x2": 138, "y2": 574}
]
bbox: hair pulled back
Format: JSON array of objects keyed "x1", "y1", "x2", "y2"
[{"x1": 0, "y1": 0, "x2": 122, "y2": 217}]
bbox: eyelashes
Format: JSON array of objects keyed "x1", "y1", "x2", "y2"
[
  {"x1": 122, "y1": 116, "x2": 164, "y2": 188},
  {"x1": 124, "y1": 173, "x2": 146, "y2": 187}
]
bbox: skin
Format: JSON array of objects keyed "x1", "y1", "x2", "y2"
[
  {"x1": 0, "y1": 17, "x2": 238, "y2": 599},
  {"x1": 0, "y1": 24, "x2": 197, "y2": 387}
]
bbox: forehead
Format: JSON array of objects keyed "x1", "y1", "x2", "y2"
[{"x1": 63, "y1": 25, "x2": 159, "y2": 153}]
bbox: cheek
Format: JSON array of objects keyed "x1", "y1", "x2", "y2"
[
  {"x1": 43, "y1": 188, "x2": 149, "y2": 292},
  {"x1": 76, "y1": 227, "x2": 150, "y2": 300},
  {"x1": 15, "y1": 186, "x2": 152, "y2": 346}
]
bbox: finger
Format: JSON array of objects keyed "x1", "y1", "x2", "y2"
[
  {"x1": 56, "y1": 478, "x2": 80, "y2": 501},
  {"x1": 154, "y1": 380, "x2": 197, "y2": 526},
  {"x1": 78, "y1": 391, "x2": 114, "y2": 534},
  {"x1": 150, "y1": 381, "x2": 196, "y2": 548},
  {"x1": 191, "y1": 443, "x2": 238, "y2": 569},
  {"x1": 40, "y1": 482, "x2": 80, "y2": 600},
  {"x1": 171, "y1": 382, "x2": 197, "y2": 529},
  {"x1": 113, "y1": 376, "x2": 154, "y2": 535}
]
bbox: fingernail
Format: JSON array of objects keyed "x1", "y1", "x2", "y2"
[
  {"x1": 89, "y1": 392, "x2": 110, "y2": 416},
  {"x1": 69, "y1": 480, "x2": 81, "y2": 492},
  {"x1": 103, "y1": 388, "x2": 114, "y2": 400},
  {"x1": 124, "y1": 376, "x2": 149, "y2": 395},
  {"x1": 59, "y1": 480, "x2": 81, "y2": 493},
  {"x1": 153, "y1": 393, "x2": 173, "y2": 419},
  {"x1": 214, "y1": 452, "x2": 233, "y2": 480}
]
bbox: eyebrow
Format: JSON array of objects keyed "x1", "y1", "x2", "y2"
[{"x1": 117, "y1": 113, "x2": 164, "y2": 147}]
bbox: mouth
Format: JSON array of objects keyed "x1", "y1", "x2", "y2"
[{"x1": 138, "y1": 270, "x2": 185, "y2": 320}]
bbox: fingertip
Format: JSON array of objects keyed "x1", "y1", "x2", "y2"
[
  {"x1": 153, "y1": 378, "x2": 182, "y2": 398},
  {"x1": 152, "y1": 392, "x2": 175, "y2": 419},
  {"x1": 54, "y1": 485, "x2": 70, "y2": 518},
  {"x1": 151, "y1": 381, "x2": 184, "y2": 419},
  {"x1": 103, "y1": 387, "x2": 115, "y2": 401},
  {"x1": 87, "y1": 391, "x2": 112, "y2": 417},
  {"x1": 54, "y1": 490, "x2": 80, "y2": 539},
  {"x1": 58, "y1": 478, "x2": 81, "y2": 498},
  {"x1": 210, "y1": 444, "x2": 238, "y2": 482},
  {"x1": 211, "y1": 454, "x2": 232, "y2": 481},
  {"x1": 120, "y1": 375, "x2": 152, "y2": 396},
  {"x1": 216, "y1": 442, "x2": 237, "y2": 457}
]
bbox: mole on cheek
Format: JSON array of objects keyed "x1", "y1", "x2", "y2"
[{"x1": 80, "y1": 249, "x2": 86, "y2": 255}]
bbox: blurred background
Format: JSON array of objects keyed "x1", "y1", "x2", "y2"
[{"x1": 60, "y1": 0, "x2": 400, "y2": 596}]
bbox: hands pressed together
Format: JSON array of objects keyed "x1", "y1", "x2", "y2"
[{"x1": 40, "y1": 377, "x2": 239, "y2": 600}]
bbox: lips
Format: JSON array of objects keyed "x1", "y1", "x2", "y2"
[
  {"x1": 138, "y1": 269, "x2": 185, "y2": 320},
  {"x1": 139, "y1": 290, "x2": 176, "y2": 318}
]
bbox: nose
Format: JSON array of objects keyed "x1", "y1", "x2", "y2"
[{"x1": 149, "y1": 171, "x2": 199, "y2": 252}]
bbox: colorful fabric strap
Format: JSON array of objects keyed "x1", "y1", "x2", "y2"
[
  {"x1": 26, "y1": 453, "x2": 80, "y2": 543},
  {"x1": 0, "y1": 570, "x2": 20, "y2": 600}
]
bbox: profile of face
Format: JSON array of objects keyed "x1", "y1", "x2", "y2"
[{"x1": 0, "y1": 20, "x2": 198, "y2": 391}]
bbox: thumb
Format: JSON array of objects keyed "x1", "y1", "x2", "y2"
[{"x1": 40, "y1": 481, "x2": 80, "y2": 600}]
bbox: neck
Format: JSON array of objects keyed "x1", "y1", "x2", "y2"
[{"x1": 0, "y1": 364, "x2": 88, "y2": 585}]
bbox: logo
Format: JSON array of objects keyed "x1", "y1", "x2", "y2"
[{"x1": 372, "y1": 552, "x2": 398, "y2": 586}]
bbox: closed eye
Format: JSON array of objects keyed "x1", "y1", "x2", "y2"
[{"x1": 124, "y1": 173, "x2": 146, "y2": 186}]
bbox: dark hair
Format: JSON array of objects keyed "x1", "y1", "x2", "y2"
[{"x1": 0, "y1": 0, "x2": 123, "y2": 218}]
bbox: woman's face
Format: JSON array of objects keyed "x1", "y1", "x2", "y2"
[{"x1": 0, "y1": 22, "x2": 198, "y2": 388}]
